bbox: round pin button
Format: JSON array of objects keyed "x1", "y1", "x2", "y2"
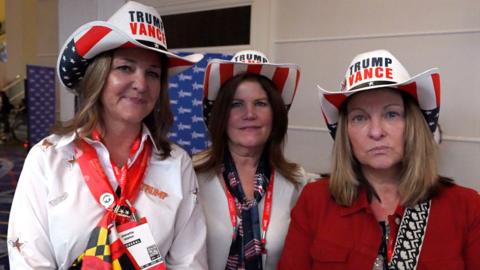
[{"x1": 100, "y1": 193, "x2": 115, "y2": 208}]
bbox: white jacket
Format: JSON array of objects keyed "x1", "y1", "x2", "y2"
[
  {"x1": 8, "y1": 127, "x2": 207, "y2": 269},
  {"x1": 196, "y1": 167, "x2": 307, "y2": 270}
]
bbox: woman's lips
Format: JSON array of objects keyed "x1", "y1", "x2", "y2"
[
  {"x1": 368, "y1": 146, "x2": 390, "y2": 154},
  {"x1": 124, "y1": 96, "x2": 145, "y2": 104},
  {"x1": 239, "y1": 126, "x2": 261, "y2": 130}
]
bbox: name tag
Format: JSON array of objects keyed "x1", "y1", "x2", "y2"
[{"x1": 117, "y1": 217, "x2": 166, "y2": 270}]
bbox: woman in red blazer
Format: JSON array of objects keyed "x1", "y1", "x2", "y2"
[{"x1": 278, "y1": 49, "x2": 480, "y2": 270}]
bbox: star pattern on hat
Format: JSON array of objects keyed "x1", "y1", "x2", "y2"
[
  {"x1": 319, "y1": 50, "x2": 441, "y2": 140},
  {"x1": 138, "y1": 40, "x2": 167, "y2": 51},
  {"x1": 202, "y1": 100, "x2": 215, "y2": 125},
  {"x1": 59, "y1": 39, "x2": 90, "y2": 89},
  {"x1": 422, "y1": 108, "x2": 440, "y2": 133},
  {"x1": 327, "y1": 123, "x2": 338, "y2": 138}
]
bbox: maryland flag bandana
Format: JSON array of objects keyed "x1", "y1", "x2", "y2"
[
  {"x1": 70, "y1": 213, "x2": 135, "y2": 269},
  {"x1": 69, "y1": 136, "x2": 153, "y2": 270}
]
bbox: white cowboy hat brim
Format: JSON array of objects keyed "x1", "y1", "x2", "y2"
[
  {"x1": 57, "y1": 21, "x2": 203, "y2": 92},
  {"x1": 318, "y1": 68, "x2": 440, "y2": 138}
]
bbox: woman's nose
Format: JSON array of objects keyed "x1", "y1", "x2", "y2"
[
  {"x1": 368, "y1": 117, "x2": 385, "y2": 140},
  {"x1": 131, "y1": 72, "x2": 148, "y2": 92},
  {"x1": 243, "y1": 104, "x2": 257, "y2": 119}
]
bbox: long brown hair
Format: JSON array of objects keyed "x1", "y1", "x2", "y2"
[
  {"x1": 54, "y1": 49, "x2": 173, "y2": 159},
  {"x1": 329, "y1": 90, "x2": 443, "y2": 207},
  {"x1": 195, "y1": 73, "x2": 302, "y2": 184}
]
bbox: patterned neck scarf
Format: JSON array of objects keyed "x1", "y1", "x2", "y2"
[
  {"x1": 70, "y1": 136, "x2": 152, "y2": 269},
  {"x1": 222, "y1": 149, "x2": 271, "y2": 270}
]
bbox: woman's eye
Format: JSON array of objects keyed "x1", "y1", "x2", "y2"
[
  {"x1": 386, "y1": 111, "x2": 402, "y2": 119},
  {"x1": 231, "y1": 101, "x2": 242, "y2": 108},
  {"x1": 255, "y1": 100, "x2": 269, "y2": 107},
  {"x1": 350, "y1": 114, "x2": 366, "y2": 123},
  {"x1": 146, "y1": 70, "x2": 161, "y2": 79},
  {"x1": 116, "y1": 65, "x2": 132, "y2": 72}
]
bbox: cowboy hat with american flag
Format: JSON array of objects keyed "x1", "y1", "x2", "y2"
[
  {"x1": 57, "y1": 1, "x2": 203, "y2": 93},
  {"x1": 202, "y1": 50, "x2": 301, "y2": 122},
  {"x1": 318, "y1": 49, "x2": 440, "y2": 138}
]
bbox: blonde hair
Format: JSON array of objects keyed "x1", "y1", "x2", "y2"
[
  {"x1": 53, "y1": 52, "x2": 111, "y2": 138},
  {"x1": 54, "y1": 50, "x2": 173, "y2": 158},
  {"x1": 329, "y1": 93, "x2": 440, "y2": 207}
]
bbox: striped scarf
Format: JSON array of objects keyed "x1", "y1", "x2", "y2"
[{"x1": 222, "y1": 150, "x2": 270, "y2": 270}]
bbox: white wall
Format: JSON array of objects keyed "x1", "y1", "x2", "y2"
[
  {"x1": 57, "y1": 0, "x2": 480, "y2": 190},
  {"x1": 272, "y1": 0, "x2": 480, "y2": 190}
]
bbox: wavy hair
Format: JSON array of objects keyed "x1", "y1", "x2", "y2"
[{"x1": 54, "y1": 50, "x2": 173, "y2": 159}]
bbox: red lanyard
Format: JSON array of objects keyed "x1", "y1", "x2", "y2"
[
  {"x1": 75, "y1": 135, "x2": 151, "y2": 216},
  {"x1": 225, "y1": 170, "x2": 275, "y2": 251},
  {"x1": 92, "y1": 130, "x2": 142, "y2": 192},
  {"x1": 386, "y1": 214, "x2": 401, "y2": 263},
  {"x1": 387, "y1": 230, "x2": 394, "y2": 263}
]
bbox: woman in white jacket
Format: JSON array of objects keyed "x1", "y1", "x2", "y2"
[
  {"x1": 195, "y1": 50, "x2": 308, "y2": 270},
  {"x1": 7, "y1": 2, "x2": 207, "y2": 269}
]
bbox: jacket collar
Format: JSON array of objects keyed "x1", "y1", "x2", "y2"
[
  {"x1": 339, "y1": 185, "x2": 405, "y2": 218},
  {"x1": 339, "y1": 186, "x2": 371, "y2": 217},
  {"x1": 54, "y1": 124, "x2": 158, "y2": 152}
]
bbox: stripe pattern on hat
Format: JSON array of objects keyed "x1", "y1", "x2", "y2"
[
  {"x1": 202, "y1": 60, "x2": 300, "y2": 125},
  {"x1": 57, "y1": 20, "x2": 202, "y2": 92},
  {"x1": 204, "y1": 61, "x2": 300, "y2": 106}
]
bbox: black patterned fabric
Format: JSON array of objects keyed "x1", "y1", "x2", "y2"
[
  {"x1": 222, "y1": 149, "x2": 270, "y2": 270},
  {"x1": 388, "y1": 201, "x2": 431, "y2": 270},
  {"x1": 58, "y1": 40, "x2": 90, "y2": 91}
]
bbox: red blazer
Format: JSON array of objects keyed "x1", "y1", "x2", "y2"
[{"x1": 278, "y1": 179, "x2": 480, "y2": 270}]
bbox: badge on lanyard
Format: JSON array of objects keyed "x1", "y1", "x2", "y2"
[{"x1": 116, "y1": 217, "x2": 166, "y2": 270}]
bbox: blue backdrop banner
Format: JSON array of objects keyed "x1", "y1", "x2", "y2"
[
  {"x1": 26, "y1": 65, "x2": 56, "y2": 146},
  {"x1": 168, "y1": 52, "x2": 232, "y2": 155}
]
